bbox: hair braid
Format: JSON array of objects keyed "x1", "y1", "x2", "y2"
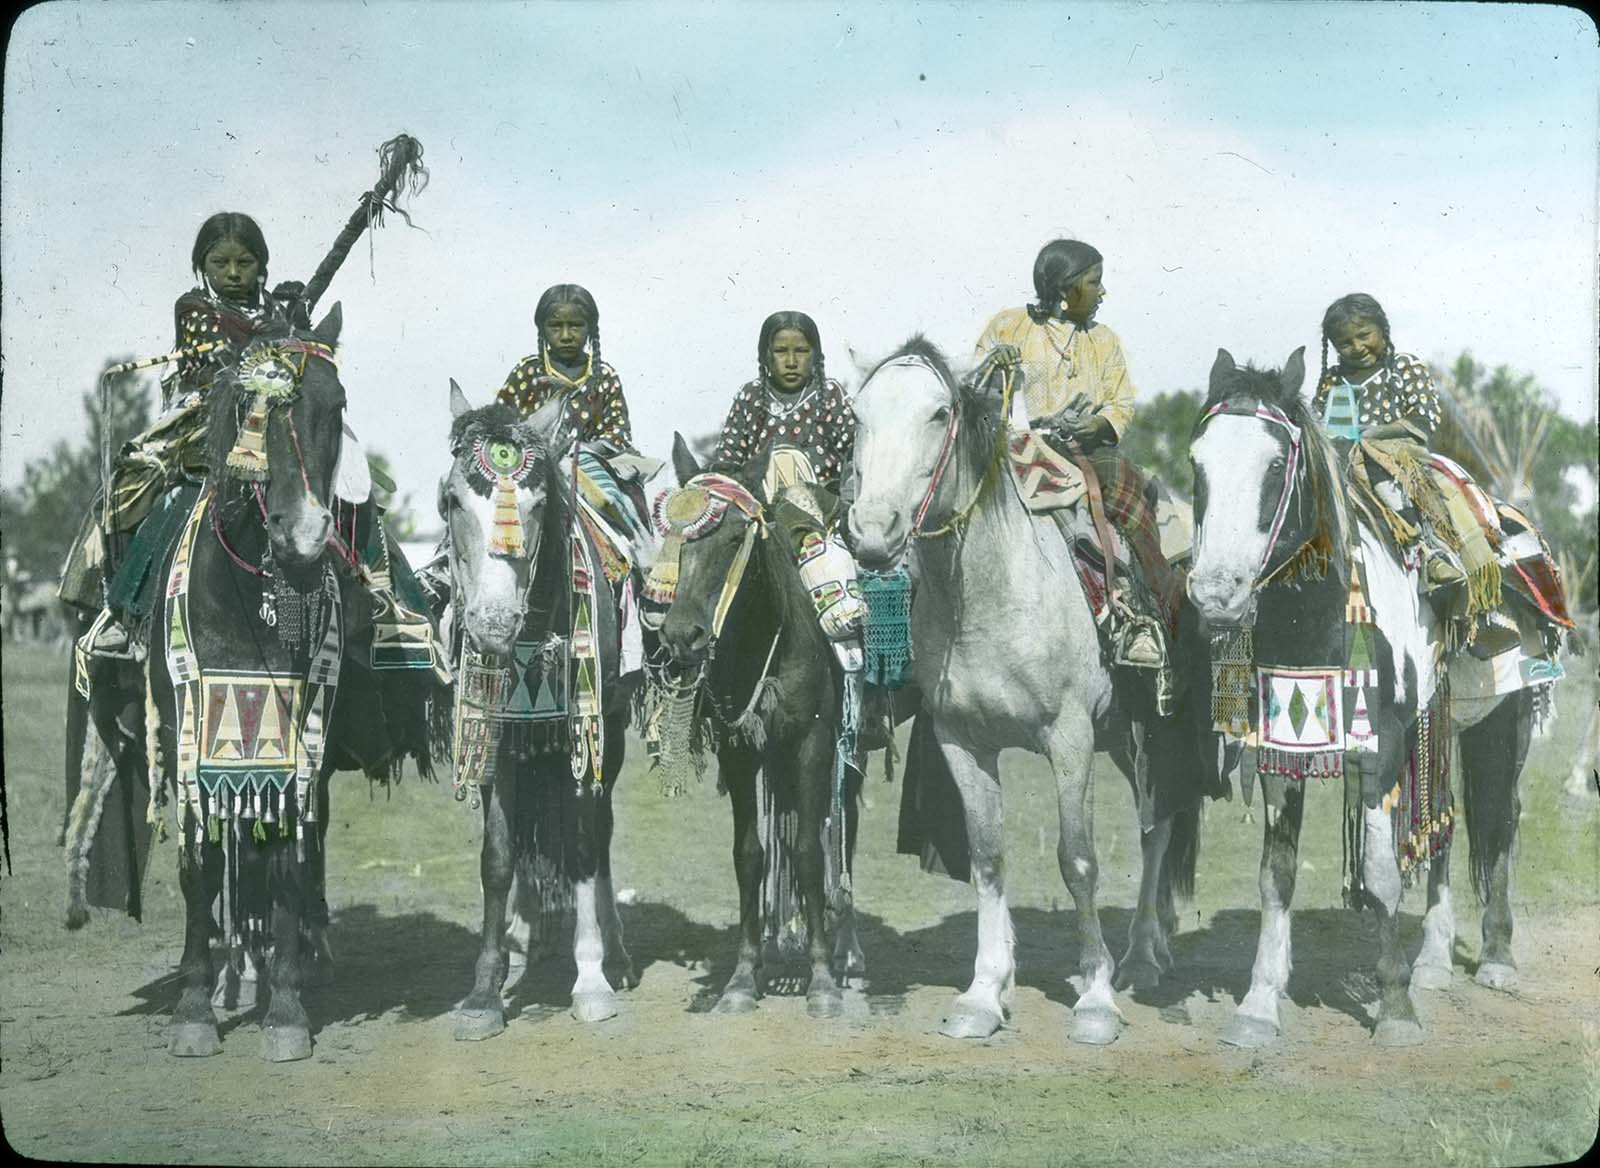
[{"x1": 586, "y1": 322, "x2": 602, "y2": 389}]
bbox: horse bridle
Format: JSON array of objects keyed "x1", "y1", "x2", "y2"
[
  {"x1": 872, "y1": 354, "x2": 1015, "y2": 542},
  {"x1": 1194, "y1": 397, "x2": 1307, "y2": 592},
  {"x1": 658, "y1": 472, "x2": 768, "y2": 641}
]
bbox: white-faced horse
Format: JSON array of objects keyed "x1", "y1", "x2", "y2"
[
  {"x1": 1188, "y1": 347, "x2": 1548, "y2": 1047},
  {"x1": 849, "y1": 337, "x2": 1213, "y2": 1044},
  {"x1": 440, "y1": 384, "x2": 635, "y2": 1039}
]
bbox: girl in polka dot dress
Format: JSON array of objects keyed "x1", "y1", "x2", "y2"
[
  {"x1": 495, "y1": 284, "x2": 635, "y2": 453},
  {"x1": 711, "y1": 310, "x2": 855, "y2": 494},
  {"x1": 1312, "y1": 293, "x2": 1472, "y2": 593}
]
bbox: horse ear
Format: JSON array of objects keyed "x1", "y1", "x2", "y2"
[
  {"x1": 312, "y1": 302, "x2": 343, "y2": 346},
  {"x1": 1280, "y1": 346, "x2": 1307, "y2": 397},
  {"x1": 845, "y1": 344, "x2": 877, "y2": 380},
  {"x1": 671, "y1": 431, "x2": 702, "y2": 485},
  {"x1": 449, "y1": 378, "x2": 471, "y2": 419},
  {"x1": 1209, "y1": 348, "x2": 1237, "y2": 394},
  {"x1": 740, "y1": 442, "x2": 774, "y2": 501}
]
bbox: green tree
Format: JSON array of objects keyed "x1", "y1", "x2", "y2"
[
  {"x1": 364, "y1": 449, "x2": 417, "y2": 541},
  {"x1": 1121, "y1": 389, "x2": 1203, "y2": 496},
  {"x1": 0, "y1": 360, "x2": 153, "y2": 581}
]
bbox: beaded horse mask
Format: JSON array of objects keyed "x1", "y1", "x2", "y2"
[
  {"x1": 465, "y1": 433, "x2": 541, "y2": 558},
  {"x1": 224, "y1": 338, "x2": 338, "y2": 481}
]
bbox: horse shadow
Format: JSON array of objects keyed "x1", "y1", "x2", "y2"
[{"x1": 837, "y1": 900, "x2": 1387, "y2": 1033}]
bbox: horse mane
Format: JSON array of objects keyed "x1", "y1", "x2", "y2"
[
  {"x1": 449, "y1": 401, "x2": 528, "y2": 453},
  {"x1": 1201, "y1": 361, "x2": 1349, "y2": 584},
  {"x1": 868, "y1": 334, "x2": 962, "y2": 395}
]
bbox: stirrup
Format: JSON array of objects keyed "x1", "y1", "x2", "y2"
[
  {"x1": 1422, "y1": 551, "x2": 1465, "y2": 592},
  {"x1": 1113, "y1": 613, "x2": 1167, "y2": 671}
]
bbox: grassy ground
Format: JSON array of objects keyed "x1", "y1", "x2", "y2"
[{"x1": 2, "y1": 641, "x2": 1597, "y2": 1166}]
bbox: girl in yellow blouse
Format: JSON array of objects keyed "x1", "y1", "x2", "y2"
[{"x1": 975, "y1": 239, "x2": 1176, "y2": 686}]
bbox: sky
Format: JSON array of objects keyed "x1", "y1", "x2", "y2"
[{"x1": 3, "y1": 0, "x2": 1597, "y2": 529}]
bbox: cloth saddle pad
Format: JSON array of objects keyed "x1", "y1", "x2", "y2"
[{"x1": 1007, "y1": 429, "x2": 1086, "y2": 512}]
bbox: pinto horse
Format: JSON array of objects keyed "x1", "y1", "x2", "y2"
[
  {"x1": 848, "y1": 337, "x2": 1210, "y2": 1044},
  {"x1": 654, "y1": 438, "x2": 864, "y2": 1017},
  {"x1": 441, "y1": 383, "x2": 635, "y2": 1039},
  {"x1": 1187, "y1": 347, "x2": 1547, "y2": 1047}
]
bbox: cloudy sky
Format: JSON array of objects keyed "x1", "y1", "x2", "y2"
[{"x1": 3, "y1": 1, "x2": 1596, "y2": 524}]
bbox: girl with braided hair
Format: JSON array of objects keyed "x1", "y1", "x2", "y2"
[
  {"x1": 1310, "y1": 292, "x2": 1476, "y2": 596},
  {"x1": 59, "y1": 212, "x2": 299, "y2": 652},
  {"x1": 496, "y1": 284, "x2": 635, "y2": 453},
  {"x1": 711, "y1": 310, "x2": 856, "y2": 493},
  {"x1": 974, "y1": 239, "x2": 1179, "y2": 698}
]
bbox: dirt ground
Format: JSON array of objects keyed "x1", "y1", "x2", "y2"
[{"x1": 2, "y1": 643, "x2": 1597, "y2": 1167}]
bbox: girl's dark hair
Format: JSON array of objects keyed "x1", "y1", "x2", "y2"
[
  {"x1": 1026, "y1": 239, "x2": 1103, "y2": 323},
  {"x1": 1319, "y1": 292, "x2": 1394, "y2": 385},
  {"x1": 534, "y1": 283, "x2": 602, "y2": 372},
  {"x1": 757, "y1": 310, "x2": 826, "y2": 388},
  {"x1": 191, "y1": 212, "x2": 269, "y2": 278}
]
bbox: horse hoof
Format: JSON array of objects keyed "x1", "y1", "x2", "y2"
[
  {"x1": 713, "y1": 989, "x2": 759, "y2": 1016},
  {"x1": 65, "y1": 904, "x2": 90, "y2": 931},
  {"x1": 1114, "y1": 959, "x2": 1162, "y2": 993},
  {"x1": 1219, "y1": 1014, "x2": 1279, "y2": 1049},
  {"x1": 939, "y1": 1004, "x2": 1003, "y2": 1040},
  {"x1": 1373, "y1": 1017, "x2": 1426, "y2": 1047},
  {"x1": 806, "y1": 989, "x2": 844, "y2": 1019},
  {"x1": 261, "y1": 1025, "x2": 312, "y2": 1062},
  {"x1": 169, "y1": 1023, "x2": 222, "y2": 1058},
  {"x1": 612, "y1": 963, "x2": 640, "y2": 991},
  {"x1": 1474, "y1": 962, "x2": 1519, "y2": 991},
  {"x1": 571, "y1": 990, "x2": 619, "y2": 1024},
  {"x1": 1070, "y1": 1006, "x2": 1124, "y2": 1046},
  {"x1": 454, "y1": 1008, "x2": 506, "y2": 1042},
  {"x1": 1411, "y1": 963, "x2": 1453, "y2": 991}
]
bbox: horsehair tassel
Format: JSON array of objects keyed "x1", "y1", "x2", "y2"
[
  {"x1": 227, "y1": 394, "x2": 272, "y2": 480},
  {"x1": 711, "y1": 520, "x2": 761, "y2": 639},
  {"x1": 489, "y1": 474, "x2": 525, "y2": 557},
  {"x1": 303, "y1": 133, "x2": 429, "y2": 315}
]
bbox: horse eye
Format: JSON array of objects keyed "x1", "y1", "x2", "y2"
[
  {"x1": 1269, "y1": 457, "x2": 1286, "y2": 473},
  {"x1": 931, "y1": 406, "x2": 949, "y2": 424}
]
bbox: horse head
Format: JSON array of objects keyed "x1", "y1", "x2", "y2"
[
  {"x1": 1187, "y1": 346, "x2": 1344, "y2": 622},
  {"x1": 208, "y1": 304, "x2": 347, "y2": 578},
  {"x1": 655, "y1": 433, "x2": 769, "y2": 664},
  {"x1": 440, "y1": 380, "x2": 569, "y2": 657},
  {"x1": 847, "y1": 335, "x2": 1005, "y2": 570}
]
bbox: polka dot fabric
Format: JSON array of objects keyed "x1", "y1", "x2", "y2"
[
  {"x1": 495, "y1": 354, "x2": 635, "y2": 450},
  {"x1": 1313, "y1": 352, "x2": 1442, "y2": 440},
  {"x1": 172, "y1": 288, "x2": 285, "y2": 403},
  {"x1": 711, "y1": 378, "x2": 856, "y2": 493}
]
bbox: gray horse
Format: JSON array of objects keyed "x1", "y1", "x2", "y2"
[
  {"x1": 441, "y1": 383, "x2": 635, "y2": 1038},
  {"x1": 848, "y1": 337, "x2": 1208, "y2": 1045}
]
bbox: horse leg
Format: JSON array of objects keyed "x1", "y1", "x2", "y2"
[
  {"x1": 456, "y1": 779, "x2": 514, "y2": 1041},
  {"x1": 169, "y1": 838, "x2": 223, "y2": 1057},
  {"x1": 938, "y1": 741, "x2": 1011, "y2": 1040},
  {"x1": 1221, "y1": 784, "x2": 1305, "y2": 1048},
  {"x1": 1411, "y1": 839, "x2": 1455, "y2": 990},
  {"x1": 570, "y1": 869, "x2": 621, "y2": 1022},
  {"x1": 714, "y1": 756, "x2": 763, "y2": 1014},
  {"x1": 594, "y1": 731, "x2": 636, "y2": 990},
  {"x1": 1365, "y1": 803, "x2": 1425, "y2": 1046},
  {"x1": 1462, "y1": 691, "x2": 1532, "y2": 991},
  {"x1": 789, "y1": 724, "x2": 843, "y2": 1020},
  {"x1": 833, "y1": 767, "x2": 867, "y2": 982},
  {"x1": 301, "y1": 776, "x2": 335, "y2": 988},
  {"x1": 260, "y1": 834, "x2": 313, "y2": 1062},
  {"x1": 1043, "y1": 709, "x2": 1120, "y2": 1045},
  {"x1": 1116, "y1": 816, "x2": 1172, "y2": 993}
]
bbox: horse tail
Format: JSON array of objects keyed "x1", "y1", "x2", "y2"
[
  {"x1": 1165, "y1": 801, "x2": 1201, "y2": 902},
  {"x1": 64, "y1": 719, "x2": 118, "y2": 930},
  {"x1": 1458, "y1": 689, "x2": 1532, "y2": 903}
]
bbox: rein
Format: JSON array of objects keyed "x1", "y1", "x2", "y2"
[{"x1": 903, "y1": 359, "x2": 1017, "y2": 542}]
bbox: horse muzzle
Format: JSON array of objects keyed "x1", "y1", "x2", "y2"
[
  {"x1": 847, "y1": 501, "x2": 908, "y2": 572},
  {"x1": 462, "y1": 603, "x2": 521, "y2": 657},
  {"x1": 1186, "y1": 565, "x2": 1255, "y2": 626},
  {"x1": 659, "y1": 609, "x2": 711, "y2": 666},
  {"x1": 267, "y1": 503, "x2": 333, "y2": 570}
]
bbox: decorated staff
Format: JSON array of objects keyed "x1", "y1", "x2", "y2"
[{"x1": 299, "y1": 133, "x2": 429, "y2": 318}]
